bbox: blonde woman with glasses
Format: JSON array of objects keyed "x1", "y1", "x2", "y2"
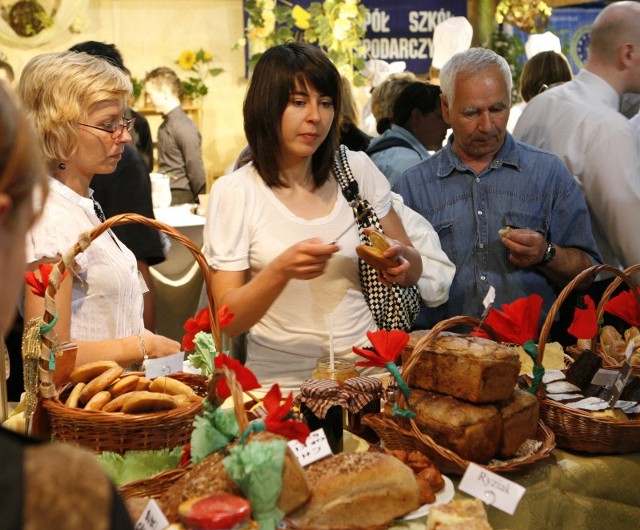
[{"x1": 19, "y1": 51, "x2": 180, "y2": 369}]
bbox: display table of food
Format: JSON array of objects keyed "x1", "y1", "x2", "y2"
[{"x1": 388, "y1": 447, "x2": 640, "y2": 529}]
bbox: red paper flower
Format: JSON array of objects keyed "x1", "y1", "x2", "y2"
[
  {"x1": 568, "y1": 295, "x2": 598, "y2": 339},
  {"x1": 182, "y1": 305, "x2": 235, "y2": 350},
  {"x1": 180, "y1": 443, "x2": 191, "y2": 467},
  {"x1": 214, "y1": 353, "x2": 260, "y2": 399},
  {"x1": 352, "y1": 329, "x2": 409, "y2": 367},
  {"x1": 604, "y1": 288, "x2": 640, "y2": 327},
  {"x1": 24, "y1": 264, "x2": 66, "y2": 298},
  {"x1": 262, "y1": 384, "x2": 310, "y2": 443},
  {"x1": 471, "y1": 294, "x2": 543, "y2": 345}
]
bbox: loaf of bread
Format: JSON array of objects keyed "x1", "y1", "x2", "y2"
[
  {"x1": 408, "y1": 388, "x2": 502, "y2": 463},
  {"x1": 287, "y1": 452, "x2": 420, "y2": 529},
  {"x1": 159, "y1": 433, "x2": 310, "y2": 523},
  {"x1": 404, "y1": 335, "x2": 521, "y2": 403},
  {"x1": 496, "y1": 388, "x2": 540, "y2": 457}
]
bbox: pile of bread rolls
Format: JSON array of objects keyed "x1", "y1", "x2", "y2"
[{"x1": 64, "y1": 361, "x2": 200, "y2": 413}]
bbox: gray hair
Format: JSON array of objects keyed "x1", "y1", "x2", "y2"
[{"x1": 439, "y1": 47, "x2": 512, "y2": 104}]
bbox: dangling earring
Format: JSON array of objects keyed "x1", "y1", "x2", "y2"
[{"x1": 58, "y1": 162, "x2": 66, "y2": 170}]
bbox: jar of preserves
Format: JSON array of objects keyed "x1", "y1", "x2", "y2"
[
  {"x1": 311, "y1": 357, "x2": 358, "y2": 386},
  {"x1": 296, "y1": 379, "x2": 348, "y2": 454},
  {"x1": 344, "y1": 376, "x2": 382, "y2": 443},
  {"x1": 178, "y1": 493, "x2": 252, "y2": 529}
]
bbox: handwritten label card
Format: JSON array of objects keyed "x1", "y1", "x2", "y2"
[
  {"x1": 135, "y1": 499, "x2": 169, "y2": 530},
  {"x1": 288, "y1": 429, "x2": 333, "y2": 467},
  {"x1": 459, "y1": 463, "x2": 525, "y2": 515},
  {"x1": 145, "y1": 351, "x2": 184, "y2": 380}
]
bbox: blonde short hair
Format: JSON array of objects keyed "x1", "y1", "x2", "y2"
[{"x1": 18, "y1": 51, "x2": 131, "y2": 169}]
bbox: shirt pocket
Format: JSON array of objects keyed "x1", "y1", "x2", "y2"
[
  {"x1": 434, "y1": 220, "x2": 456, "y2": 262},
  {"x1": 502, "y1": 211, "x2": 549, "y2": 235}
]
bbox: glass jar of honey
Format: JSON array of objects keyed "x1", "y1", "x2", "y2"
[{"x1": 311, "y1": 357, "x2": 358, "y2": 386}]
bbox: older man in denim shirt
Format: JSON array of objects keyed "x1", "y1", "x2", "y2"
[{"x1": 393, "y1": 48, "x2": 602, "y2": 328}]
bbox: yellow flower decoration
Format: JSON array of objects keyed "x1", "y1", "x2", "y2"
[
  {"x1": 178, "y1": 50, "x2": 196, "y2": 71},
  {"x1": 292, "y1": 5, "x2": 311, "y2": 30}
]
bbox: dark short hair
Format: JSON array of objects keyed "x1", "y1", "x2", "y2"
[
  {"x1": 69, "y1": 41, "x2": 128, "y2": 74},
  {"x1": 243, "y1": 42, "x2": 341, "y2": 188},
  {"x1": 392, "y1": 82, "x2": 441, "y2": 127}
]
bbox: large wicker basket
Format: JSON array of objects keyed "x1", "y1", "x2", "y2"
[
  {"x1": 38, "y1": 213, "x2": 220, "y2": 453},
  {"x1": 536, "y1": 264, "x2": 640, "y2": 454},
  {"x1": 118, "y1": 365, "x2": 250, "y2": 500},
  {"x1": 364, "y1": 316, "x2": 556, "y2": 475}
]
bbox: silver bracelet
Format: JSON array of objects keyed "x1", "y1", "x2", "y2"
[{"x1": 137, "y1": 333, "x2": 148, "y2": 361}]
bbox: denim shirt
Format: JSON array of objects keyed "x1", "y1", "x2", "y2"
[
  {"x1": 393, "y1": 133, "x2": 602, "y2": 327},
  {"x1": 368, "y1": 125, "x2": 431, "y2": 186}
]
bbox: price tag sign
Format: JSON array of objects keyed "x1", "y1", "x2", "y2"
[
  {"x1": 145, "y1": 351, "x2": 184, "y2": 380},
  {"x1": 135, "y1": 499, "x2": 169, "y2": 530},
  {"x1": 288, "y1": 429, "x2": 333, "y2": 467},
  {"x1": 459, "y1": 463, "x2": 525, "y2": 515}
]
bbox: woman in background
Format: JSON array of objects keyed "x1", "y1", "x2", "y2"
[
  {"x1": 203, "y1": 42, "x2": 425, "y2": 389},
  {"x1": 507, "y1": 50, "x2": 573, "y2": 133},
  {"x1": 0, "y1": 82, "x2": 133, "y2": 530},
  {"x1": 19, "y1": 51, "x2": 179, "y2": 368}
]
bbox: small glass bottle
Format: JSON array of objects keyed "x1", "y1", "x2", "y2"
[
  {"x1": 311, "y1": 357, "x2": 358, "y2": 386},
  {"x1": 297, "y1": 379, "x2": 347, "y2": 454},
  {"x1": 344, "y1": 376, "x2": 382, "y2": 443}
]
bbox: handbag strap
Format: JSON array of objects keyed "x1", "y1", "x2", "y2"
[{"x1": 333, "y1": 145, "x2": 377, "y2": 232}]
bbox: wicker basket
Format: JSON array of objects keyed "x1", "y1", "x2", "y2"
[
  {"x1": 118, "y1": 365, "x2": 249, "y2": 500},
  {"x1": 536, "y1": 264, "x2": 640, "y2": 454},
  {"x1": 365, "y1": 316, "x2": 556, "y2": 475},
  {"x1": 589, "y1": 263, "x2": 640, "y2": 375},
  {"x1": 37, "y1": 213, "x2": 220, "y2": 453}
]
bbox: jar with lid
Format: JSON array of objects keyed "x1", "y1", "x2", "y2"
[
  {"x1": 344, "y1": 376, "x2": 382, "y2": 443},
  {"x1": 295, "y1": 379, "x2": 347, "y2": 454},
  {"x1": 179, "y1": 493, "x2": 252, "y2": 529},
  {"x1": 311, "y1": 357, "x2": 358, "y2": 386}
]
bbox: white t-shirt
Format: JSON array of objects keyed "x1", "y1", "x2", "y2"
[
  {"x1": 204, "y1": 151, "x2": 394, "y2": 389},
  {"x1": 25, "y1": 177, "x2": 145, "y2": 341}
]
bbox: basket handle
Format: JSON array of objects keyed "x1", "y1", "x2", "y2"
[
  {"x1": 206, "y1": 365, "x2": 250, "y2": 433},
  {"x1": 42, "y1": 212, "x2": 221, "y2": 351},
  {"x1": 536, "y1": 264, "x2": 638, "y2": 366}
]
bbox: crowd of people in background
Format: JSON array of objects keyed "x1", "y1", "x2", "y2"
[{"x1": 1, "y1": 1, "x2": 640, "y2": 525}]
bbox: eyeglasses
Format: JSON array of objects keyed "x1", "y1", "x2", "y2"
[{"x1": 78, "y1": 116, "x2": 136, "y2": 139}]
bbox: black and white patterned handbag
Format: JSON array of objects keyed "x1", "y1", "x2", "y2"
[{"x1": 333, "y1": 145, "x2": 421, "y2": 331}]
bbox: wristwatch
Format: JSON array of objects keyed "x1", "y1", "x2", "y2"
[{"x1": 538, "y1": 242, "x2": 556, "y2": 266}]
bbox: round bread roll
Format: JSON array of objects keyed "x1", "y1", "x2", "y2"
[
  {"x1": 108, "y1": 375, "x2": 140, "y2": 397},
  {"x1": 101, "y1": 391, "x2": 136, "y2": 413},
  {"x1": 78, "y1": 366, "x2": 124, "y2": 405},
  {"x1": 84, "y1": 390, "x2": 112, "y2": 411},
  {"x1": 356, "y1": 230, "x2": 398, "y2": 271},
  {"x1": 149, "y1": 376, "x2": 198, "y2": 398},
  {"x1": 64, "y1": 382, "x2": 86, "y2": 408},
  {"x1": 121, "y1": 391, "x2": 178, "y2": 414},
  {"x1": 70, "y1": 360, "x2": 120, "y2": 384}
]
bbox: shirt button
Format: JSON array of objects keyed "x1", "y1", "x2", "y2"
[
  {"x1": 480, "y1": 275, "x2": 486, "y2": 281},
  {"x1": 475, "y1": 177, "x2": 480, "y2": 183},
  {"x1": 479, "y1": 243, "x2": 485, "y2": 249},
  {"x1": 478, "y1": 210, "x2": 483, "y2": 216}
]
